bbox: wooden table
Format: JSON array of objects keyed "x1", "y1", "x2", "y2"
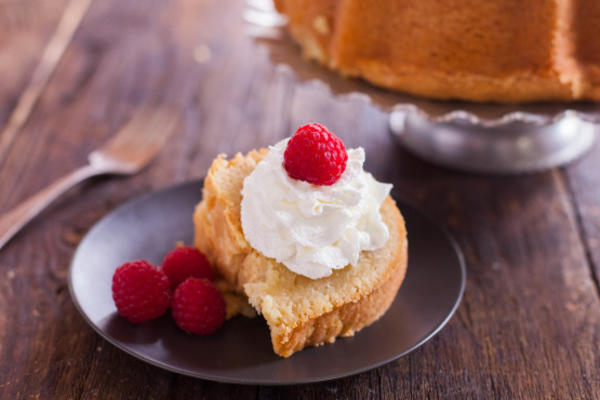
[{"x1": 1, "y1": 0, "x2": 599, "y2": 398}]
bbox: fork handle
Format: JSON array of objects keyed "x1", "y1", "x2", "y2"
[{"x1": 0, "y1": 164, "x2": 102, "y2": 250}]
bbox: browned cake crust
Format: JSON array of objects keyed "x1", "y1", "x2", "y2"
[
  {"x1": 573, "y1": 0, "x2": 600, "y2": 99},
  {"x1": 268, "y1": 244, "x2": 406, "y2": 356},
  {"x1": 194, "y1": 150, "x2": 408, "y2": 357},
  {"x1": 274, "y1": 0, "x2": 600, "y2": 103}
]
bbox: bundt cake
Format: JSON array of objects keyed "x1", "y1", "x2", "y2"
[{"x1": 274, "y1": 0, "x2": 600, "y2": 103}]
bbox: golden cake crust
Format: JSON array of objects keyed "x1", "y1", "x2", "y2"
[
  {"x1": 194, "y1": 150, "x2": 408, "y2": 357},
  {"x1": 274, "y1": 0, "x2": 600, "y2": 103}
]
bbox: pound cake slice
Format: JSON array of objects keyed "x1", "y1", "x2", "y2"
[{"x1": 194, "y1": 149, "x2": 408, "y2": 357}]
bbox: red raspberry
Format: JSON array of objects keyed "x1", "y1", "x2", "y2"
[
  {"x1": 283, "y1": 123, "x2": 348, "y2": 186},
  {"x1": 112, "y1": 260, "x2": 171, "y2": 323},
  {"x1": 162, "y1": 246, "x2": 212, "y2": 290},
  {"x1": 171, "y1": 278, "x2": 225, "y2": 335}
]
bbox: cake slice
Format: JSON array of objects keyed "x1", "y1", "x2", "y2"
[{"x1": 193, "y1": 150, "x2": 408, "y2": 357}]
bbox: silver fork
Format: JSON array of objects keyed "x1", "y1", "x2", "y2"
[{"x1": 0, "y1": 107, "x2": 179, "y2": 250}]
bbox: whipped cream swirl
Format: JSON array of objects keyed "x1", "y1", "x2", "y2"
[{"x1": 240, "y1": 139, "x2": 392, "y2": 279}]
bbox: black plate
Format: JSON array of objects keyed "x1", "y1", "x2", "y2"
[{"x1": 68, "y1": 180, "x2": 465, "y2": 385}]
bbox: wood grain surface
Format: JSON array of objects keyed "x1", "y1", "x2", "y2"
[{"x1": 1, "y1": 0, "x2": 599, "y2": 399}]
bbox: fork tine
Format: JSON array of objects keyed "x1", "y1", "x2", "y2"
[
  {"x1": 100, "y1": 108, "x2": 178, "y2": 151},
  {"x1": 136, "y1": 107, "x2": 179, "y2": 148},
  {"x1": 95, "y1": 106, "x2": 179, "y2": 169}
]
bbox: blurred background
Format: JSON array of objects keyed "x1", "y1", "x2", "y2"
[{"x1": 0, "y1": 0, "x2": 599, "y2": 398}]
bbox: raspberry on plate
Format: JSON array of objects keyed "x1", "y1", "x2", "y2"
[
  {"x1": 112, "y1": 260, "x2": 171, "y2": 323},
  {"x1": 162, "y1": 246, "x2": 212, "y2": 290},
  {"x1": 172, "y1": 278, "x2": 225, "y2": 335},
  {"x1": 283, "y1": 123, "x2": 348, "y2": 186}
]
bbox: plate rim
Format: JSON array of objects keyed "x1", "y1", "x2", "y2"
[{"x1": 68, "y1": 179, "x2": 466, "y2": 385}]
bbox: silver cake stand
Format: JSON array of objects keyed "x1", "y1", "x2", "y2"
[{"x1": 244, "y1": 0, "x2": 599, "y2": 174}]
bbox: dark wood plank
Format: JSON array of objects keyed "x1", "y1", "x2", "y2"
[
  {"x1": 252, "y1": 84, "x2": 600, "y2": 400},
  {"x1": 563, "y1": 139, "x2": 600, "y2": 297},
  {"x1": 0, "y1": 0, "x2": 278, "y2": 398},
  {"x1": 0, "y1": 0, "x2": 599, "y2": 398},
  {"x1": 0, "y1": 0, "x2": 70, "y2": 127},
  {"x1": 0, "y1": 0, "x2": 92, "y2": 165},
  {"x1": 0, "y1": 0, "x2": 185, "y2": 397}
]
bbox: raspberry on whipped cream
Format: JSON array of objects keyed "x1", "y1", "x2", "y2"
[
  {"x1": 283, "y1": 123, "x2": 348, "y2": 186},
  {"x1": 240, "y1": 138, "x2": 392, "y2": 279}
]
